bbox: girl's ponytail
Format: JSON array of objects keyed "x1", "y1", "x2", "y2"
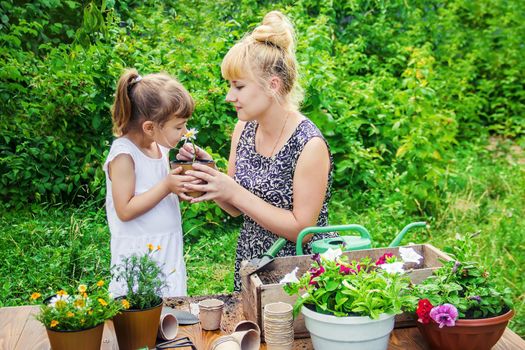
[{"x1": 111, "y1": 69, "x2": 140, "y2": 137}]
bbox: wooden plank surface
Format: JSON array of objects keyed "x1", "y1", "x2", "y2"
[{"x1": 1, "y1": 296, "x2": 524, "y2": 350}]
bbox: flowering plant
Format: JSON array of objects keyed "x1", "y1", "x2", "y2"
[
  {"x1": 31, "y1": 280, "x2": 125, "y2": 331},
  {"x1": 181, "y1": 128, "x2": 199, "y2": 162},
  {"x1": 283, "y1": 247, "x2": 422, "y2": 319},
  {"x1": 112, "y1": 244, "x2": 167, "y2": 310},
  {"x1": 411, "y1": 235, "x2": 513, "y2": 327}
]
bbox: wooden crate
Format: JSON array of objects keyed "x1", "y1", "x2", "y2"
[{"x1": 240, "y1": 244, "x2": 451, "y2": 339}]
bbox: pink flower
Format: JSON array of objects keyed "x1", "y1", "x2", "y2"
[
  {"x1": 337, "y1": 263, "x2": 356, "y2": 275},
  {"x1": 309, "y1": 265, "x2": 325, "y2": 285},
  {"x1": 375, "y1": 253, "x2": 394, "y2": 266},
  {"x1": 430, "y1": 304, "x2": 458, "y2": 328}
]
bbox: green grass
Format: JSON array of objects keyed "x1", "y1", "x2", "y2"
[{"x1": 1, "y1": 137, "x2": 523, "y2": 336}]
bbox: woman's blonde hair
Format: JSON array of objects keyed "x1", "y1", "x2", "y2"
[
  {"x1": 111, "y1": 69, "x2": 194, "y2": 137},
  {"x1": 221, "y1": 11, "x2": 303, "y2": 108}
]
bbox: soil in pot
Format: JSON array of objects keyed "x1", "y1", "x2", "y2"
[
  {"x1": 170, "y1": 159, "x2": 215, "y2": 197},
  {"x1": 417, "y1": 309, "x2": 514, "y2": 350}
]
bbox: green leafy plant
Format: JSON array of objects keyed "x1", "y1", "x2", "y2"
[
  {"x1": 283, "y1": 248, "x2": 418, "y2": 320},
  {"x1": 32, "y1": 280, "x2": 124, "y2": 331},
  {"x1": 411, "y1": 234, "x2": 513, "y2": 325},
  {"x1": 112, "y1": 244, "x2": 166, "y2": 310}
]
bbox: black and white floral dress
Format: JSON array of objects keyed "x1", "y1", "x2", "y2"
[{"x1": 233, "y1": 118, "x2": 337, "y2": 291}]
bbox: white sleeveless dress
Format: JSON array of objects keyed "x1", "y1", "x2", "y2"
[{"x1": 103, "y1": 137, "x2": 187, "y2": 297}]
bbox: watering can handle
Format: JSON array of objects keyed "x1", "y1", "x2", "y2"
[
  {"x1": 295, "y1": 224, "x2": 371, "y2": 255},
  {"x1": 388, "y1": 221, "x2": 428, "y2": 247}
]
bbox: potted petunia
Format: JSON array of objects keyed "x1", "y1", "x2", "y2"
[
  {"x1": 282, "y1": 247, "x2": 422, "y2": 350},
  {"x1": 410, "y1": 235, "x2": 514, "y2": 350},
  {"x1": 31, "y1": 280, "x2": 124, "y2": 350},
  {"x1": 112, "y1": 244, "x2": 167, "y2": 350},
  {"x1": 170, "y1": 127, "x2": 215, "y2": 197}
]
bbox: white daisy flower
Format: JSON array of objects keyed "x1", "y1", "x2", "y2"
[{"x1": 182, "y1": 128, "x2": 198, "y2": 141}]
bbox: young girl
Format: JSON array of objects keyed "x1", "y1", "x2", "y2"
[
  {"x1": 178, "y1": 11, "x2": 337, "y2": 291},
  {"x1": 104, "y1": 69, "x2": 194, "y2": 297}
]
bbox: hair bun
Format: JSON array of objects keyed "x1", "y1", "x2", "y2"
[{"x1": 252, "y1": 11, "x2": 294, "y2": 53}]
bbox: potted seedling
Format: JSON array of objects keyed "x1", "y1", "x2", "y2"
[
  {"x1": 32, "y1": 280, "x2": 124, "y2": 350},
  {"x1": 112, "y1": 244, "x2": 166, "y2": 350},
  {"x1": 170, "y1": 127, "x2": 215, "y2": 197}
]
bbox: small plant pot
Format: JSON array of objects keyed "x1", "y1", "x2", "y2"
[
  {"x1": 417, "y1": 309, "x2": 514, "y2": 350},
  {"x1": 234, "y1": 320, "x2": 261, "y2": 334},
  {"x1": 211, "y1": 335, "x2": 242, "y2": 350},
  {"x1": 158, "y1": 307, "x2": 179, "y2": 341},
  {"x1": 46, "y1": 323, "x2": 104, "y2": 350},
  {"x1": 170, "y1": 159, "x2": 216, "y2": 197},
  {"x1": 231, "y1": 329, "x2": 260, "y2": 350},
  {"x1": 198, "y1": 298, "x2": 224, "y2": 330},
  {"x1": 113, "y1": 298, "x2": 163, "y2": 350}
]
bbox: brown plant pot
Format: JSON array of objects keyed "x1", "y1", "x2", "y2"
[
  {"x1": 417, "y1": 309, "x2": 514, "y2": 350},
  {"x1": 46, "y1": 322, "x2": 104, "y2": 350},
  {"x1": 170, "y1": 159, "x2": 216, "y2": 198},
  {"x1": 113, "y1": 299, "x2": 163, "y2": 350}
]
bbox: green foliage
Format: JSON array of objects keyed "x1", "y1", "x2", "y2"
[
  {"x1": 412, "y1": 235, "x2": 513, "y2": 319},
  {"x1": 34, "y1": 281, "x2": 123, "y2": 331},
  {"x1": 283, "y1": 254, "x2": 415, "y2": 319},
  {"x1": 112, "y1": 246, "x2": 165, "y2": 310}
]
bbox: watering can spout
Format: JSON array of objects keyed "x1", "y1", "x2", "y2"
[{"x1": 388, "y1": 221, "x2": 428, "y2": 247}]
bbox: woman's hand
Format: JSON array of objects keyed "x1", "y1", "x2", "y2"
[
  {"x1": 176, "y1": 143, "x2": 213, "y2": 162},
  {"x1": 183, "y1": 163, "x2": 238, "y2": 203}
]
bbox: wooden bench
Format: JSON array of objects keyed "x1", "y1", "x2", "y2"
[{"x1": 1, "y1": 294, "x2": 524, "y2": 349}]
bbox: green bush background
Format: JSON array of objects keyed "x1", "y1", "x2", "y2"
[{"x1": 1, "y1": 0, "x2": 524, "y2": 336}]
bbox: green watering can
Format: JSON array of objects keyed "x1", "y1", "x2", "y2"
[{"x1": 295, "y1": 221, "x2": 427, "y2": 255}]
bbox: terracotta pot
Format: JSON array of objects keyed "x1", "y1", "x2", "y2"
[
  {"x1": 417, "y1": 309, "x2": 514, "y2": 350},
  {"x1": 46, "y1": 323, "x2": 104, "y2": 350},
  {"x1": 170, "y1": 160, "x2": 216, "y2": 197},
  {"x1": 113, "y1": 299, "x2": 163, "y2": 350}
]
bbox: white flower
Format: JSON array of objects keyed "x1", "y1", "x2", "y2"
[
  {"x1": 320, "y1": 248, "x2": 343, "y2": 261},
  {"x1": 279, "y1": 267, "x2": 299, "y2": 284},
  {"x1": 380, "y1": 262, "x2": 405, "y2": 274},
  {"x1": 182, "y1": 128, "x2": 198, "y2": 141},
  {"x1": 48, "y1": 294, "x2": 70, "y2": 308},
  {"x1": 399, "y1": 247, "x2": 423, "y2": 264}
]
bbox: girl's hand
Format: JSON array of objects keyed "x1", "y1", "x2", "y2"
[
  {"x1": 165, "y1": 166, "x2": 197, "y2": 202},
  {"x1": 183, "y1": 163, "x2": 237, "y2": 203},
  {"x1": 176, "y1": 143, "x2": 213, "y2": 162}
]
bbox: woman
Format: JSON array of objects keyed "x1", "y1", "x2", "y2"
[{"x1": 178, "y1": 10, "x2": 336, "y2": 291}]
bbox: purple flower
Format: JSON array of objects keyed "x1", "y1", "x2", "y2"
[
  {"x1": 429, "y1": 304, "x2": 459, "y2": 328},
  {"x1": 312, "y1": 254, "x2": 321, "y2": 264},
  {"x1": 469, "y1": 296, "x2": 482, "y2": 302}
]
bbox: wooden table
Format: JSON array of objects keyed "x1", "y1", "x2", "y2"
[{"x1": 1, "y1": 295, "x2": 524, "y2": 350}]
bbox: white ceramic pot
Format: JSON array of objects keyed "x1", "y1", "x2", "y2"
[{"x1": 301, "y1": 306, "x2": 395, "y2": 350}]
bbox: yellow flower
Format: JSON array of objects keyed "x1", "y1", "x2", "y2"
[
  {"x1": 88, "y1": 309, "x2": 93, "y2": 315},
  {"x1": 66, "y1": 312, "x2": 74, "y2": 318},
  {"x1": 98, "y1": 298, "x2": 108, "y2": 307},
  {"x1": 148, "y1": 243, "x2": 154, "y2": 251},
  {"x1": 30, "y1": 292, "x2": 41, "y2": 300},
  {"x1": 157, "y1": 245, "x2": 161, "y2": 251},
  {"x1": 78, "y1": 284, "x2": 87, "y2": 293},
  {"x1": 82, "y1": 292, "x2": 88, "y2": 298},
  {"x1": 74, "y1": 298, "x2": 86, "y2": 308},
  {"x1": 121, "y1": 299, "x2": 130, "y2": 309},
  {"x1": 96, "y1": 280, "x2": 104, "y2": 287},
  {"x1": 54, "y1": 300, "x2": 67, "y2": 309},
  {"x1": 56, "y1": 290, "x2": 68, "y2": 297},
  {"x1": 50, "y1": 320, "x2": 59, "y2": 328}
]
